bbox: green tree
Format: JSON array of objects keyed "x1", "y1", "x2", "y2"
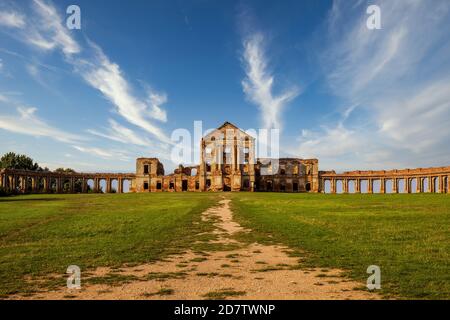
[
  {"x1": 54, "y1": 168, "x2": 76, "y2": 174},
  {"x1": 0, "y1": 152, "x2": 41, "y2": 171}
]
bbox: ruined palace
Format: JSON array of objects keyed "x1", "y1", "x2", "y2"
[{"x1": 1, "y1": 122, "x2": 449, "y2": 194}]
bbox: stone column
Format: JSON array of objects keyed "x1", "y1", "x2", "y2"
[
  {"x1": 31, "y1": 177, "x2": 37, "y2": 193},
  {"x1": 81, "y1": 178, "x2": 87, "y2": 193},
  {"x1": 94, "y1": 178, "x2": 100, "y2": 193},
  {"x1": 70, "y1": 178, "x2": 74, "y2": 193},
  {"x1": 392, "y1": 178, "x2": 398, "y2": 193},
  {"x1": 405, "y1": 178, "x2": 411, "y2": 193},
  {"x1": 355, "y1": 179, "x2": 361, "y2": 193},
  {"x1": 12, "y1": 175, "x2": 17, "y2": 192},
  {"x1": 44, "y1": 177, "x2": 49, "y2": 193},
  {"x1": 106, "y1": 178, "x2": 111, "y2": 193},
  {"x1": 118, "y1": 178, "x2": 123, "y2": 193},
  {"x1": 0, "y1": 174, "x2": 5, "y2": 189},
  {"x1": 368, "y1": 179, "x2": 373, "y2": 194},
  {"x1": 22, "y1": 176, "x2": 27, "y2": 193},
  {"x1": 447, "y1": 175, "x2": 450, "y2": 194},
  {"x1": 54, "y1": 177, "x2": 59, "y2": 193},
  {"x1": 380, "y1": 178, "x2": 386, "y2": 194},
  {"x1": 232, "y1": 142, "x2": 237, "y2": 172},
  {"x1": 343, "y1": 179, "x2": 349, "y2": 194},
  {"x1": 438, "y1": 176, "x2": 443, "y2": 193},
  {"x1": 427, "y1": 176, "x2": 433, "y2": 193},
  {"x1": 416, "y1": 177, "x2": 422, "y2": 193},
  {"x1": 331, "y1": 179, "x2": 336, "y2": 194}
]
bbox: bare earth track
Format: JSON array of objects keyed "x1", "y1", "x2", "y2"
[{"x1": 17, "y1": 198, "x2": 379, "y2": 300}]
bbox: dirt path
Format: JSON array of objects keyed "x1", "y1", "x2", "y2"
[{"x1": 19, "y1": 198, "x2": 379, "y2": 300}]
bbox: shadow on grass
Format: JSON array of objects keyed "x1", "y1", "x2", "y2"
[{"x1": 0, "y1": 197, "x2": 64, "y2": 202}]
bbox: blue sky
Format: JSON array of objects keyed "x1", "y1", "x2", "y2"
[{"x1": 0, "y1": 0, "x2": 449, "y2": 173}]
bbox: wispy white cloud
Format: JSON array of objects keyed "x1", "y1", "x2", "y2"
[
  {"x1": 298, "y1": 0, "x2": 450, "y2": 170},
  {"x1": 147, "y1": 90, "x2": 168, "y2": 123},
  {"x1": 241, "y1": 33, "x2": 300, "y2": 130},
  {"x1": 27, "y1": 0, "x2": 80, "y2": 56},
  {"x1": 72, "y1": 145, "x2": 131, "y2": 161},
  {"x1": 0, "y1": 106, "x2": 82, "y2": 143},
  {"x1": 0, "y1": 11, "x2": 26, "y2": 28},
  {"x1": 87, "y1": 119, "x2": 155, "y2": 147},
  {"x1": 75, "y1": 42, "x2": 172, "y2": 144},
  {"x1": 1, "y1": 0, "x2": 172, "y2": 156}
]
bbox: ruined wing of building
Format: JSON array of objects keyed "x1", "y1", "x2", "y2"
[{"x1": 1, "y1": 122, "x2": 449, "y2": 194}]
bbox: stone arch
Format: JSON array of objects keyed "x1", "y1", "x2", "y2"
[
  {"x1": 49, "y1": 177, "x2": 58, "y2": 193},
  {"x1": 305, "y1": 182, "x2": 311, "y2": 192},
  {"x1": 122, "y1": 179, "x2": 131, "y2": 193},
  {"x1": 99, "y1": 179, "x2": 107, "y2": 193},
  {"x1": 348, "y1": 180, "x2": 355, "y2": 193},
  {"x1": 398, "y1": 179, "x2": 406, "y2": 193},
  {"x1": 433, "y1": 177, "x2": 439, "y2": 193},
  {"x1": 323, "y1": 180, "x2": 331, "y2": 193},
  {"x1": 37, "y1": 177, "x2": 46, "y2": 192},
  {"x1": 86, "y1": 179, "x2": 94, "y2": 193},
  {"x1": 373, "y1": 179, "x2": 381, "y2": 193},
  {"x1": 423, "y1": 177, "x2": 429, "y2": 193},
  {"x1": 73, "y1": 178, "x2": 83, "y2": 193},
  {"x1": 385, "y1": 179, "x2": 393, "y2": 193},
  {"x1": 26, "y1": 177, "x2": 33, "y2": 193},
  {"x1": 61, "y1": 178, "x2": 71, "y2": 193},
  {"x1": 410, "y1": 178, "x2": 417, "y2": 193},
  {"x1": 336, "y1": 180, "x2": 343, "y2": 194},
  {"x1": 360, "y1": 180, "x2": 368, "y2": 193},
  {"x1": 111, "y1": 179, "x2": 119, "y2": 193}
]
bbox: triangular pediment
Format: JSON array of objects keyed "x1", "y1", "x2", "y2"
[
  {"x1": 203, "y1": 121, "x2": 255, "y2": 140},
  {"x1": 217, "y1": 121, "x2": 239, "y2": 130}
]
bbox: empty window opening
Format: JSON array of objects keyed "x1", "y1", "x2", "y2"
[
  {"x1": 156, "y1": 182, "x2": 162, "y2": 190},
  {"x1": 144, "y1": 165, "x2": 149, "y2": 174},
  {"x1": 144, "y1": 182, "x2": 149, "y2": 190},
  {"x1": 182, "y1": 180, "x2": 188, "y2": 191}
]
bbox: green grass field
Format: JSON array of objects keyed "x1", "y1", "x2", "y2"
[
  {"x1": 0, "y1": 192, "x2": 449, "y2": 299},
  {"x1": 230, "y1": 193, "x2": 450, "y2": 299},
  {"x1": 0, "y1": 193, "x2": 217, "y2": 296}
]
